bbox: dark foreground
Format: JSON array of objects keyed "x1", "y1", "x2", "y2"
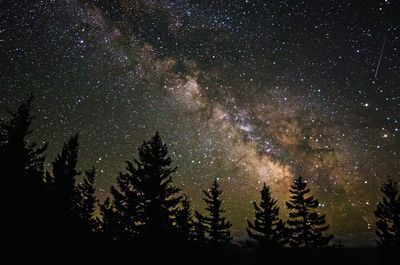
[{"x1": 9, "y1": 238, "x2": 396, "y2": 265}]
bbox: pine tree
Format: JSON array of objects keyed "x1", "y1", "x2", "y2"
[
  {"x1": 0, "y1": 95, "x2": 48, "y2": 240},
  {"x1": 0, "y1": 95, "x2": 47, "y2": 187},
  {"x1": 247, "y1": 183, "x2": 286, "y2": 249},
  {"x1": 101, "y1": 171, "x2": 142, "y2": 242},
  {"x1": 49, "y1": 134, "x2": 81, "y2": 213},
  {"x1": 99, "y1": 197, "x2": 122, "y2": 242},
  {"x1": 196, "y1": 179, "x2": 232, "y2": 246},
  {"x1": 286, "y1": 176, "x2": 333, "y2": 247},
  {"x1": 75, "y1": 167, "x2": 98, "y2": 231},
  {"x1": 101, "y1": 132, "x2": 181, "y2": 244},
  {"x1": 192, "y1": 211, "x2": 207, "y2": 245},
  {"x1": 128, "y1": 131, "x2": 181, "y2": 243},
  {"x1": 45, "y1": 134, "x2": 89, "y2": 243},
  {"x1": 175, "y1": 195, "x2": 193, "y2": 243},
  {"x1": 375, "y1": 176, "x2": 400, "y2": 248}
]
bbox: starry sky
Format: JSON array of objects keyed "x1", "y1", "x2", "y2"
[{"x1": 1, "y1": 0, "x2": 399, "y2": 246}]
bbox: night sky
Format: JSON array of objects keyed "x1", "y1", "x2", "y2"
[{"x1": 1, "y1": 0, "x2": 399, "y2": 246}]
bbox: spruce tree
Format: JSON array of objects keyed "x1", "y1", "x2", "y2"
[
  {"x1": 0, "y1": 95, "x2": 47, "y2": 240},
  {"x1": 49, "y1": 134, "x2": 81, "y2": 213},
  {"x1": 0, "y1": 95, "x2": 47, "y2": 187},
  {"x1": 102, "y1": 132, "x2": 181, "y2": 244},
  {"x1": 286, "y1": 176, "x2": 333, "y2": 247},
  {"x1": 75, "y1": 167, "x2": 98, "y2": 231},
  {"x1": 99, "y1": 197, "x2": 119, "y2": 241},
  {"x1": 375, "y1": 176, "x2": 400, "y2": 248},
  {"x1": 175, "y1": 195, "x2": 193, "y2": 243},
  {"x1": 196, "y1": 179, "x2": 232, "y2": 246},
  {"x1": 247, "y1": 183, "x2": 286, "y2": 249},
  {"x1": 46, "y1": 134, "x2": 89, "y2": 243},
  {"x1": 128, "y1": 131, "x2": 181, "y2": 243},
  {"x1": 192, "y1": 211, "x2": 207, "y2": 245},
  {"x1": 102, "y1": 171, "x2": 142, "y2": 242}
]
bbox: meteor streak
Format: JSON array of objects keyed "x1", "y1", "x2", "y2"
[{"x1": 374, "y1": 36, "x2": 387, "y2": 79}]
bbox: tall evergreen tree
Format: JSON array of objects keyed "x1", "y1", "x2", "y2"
[
  {"x1": 128, "y1": 131, "x2": 181, "y2": 243},
  {"x1": 175, "y1": 195, "x2": 193, "y2": 243},
  {"x1": 192, "y1": 211, "x2": 207, "y2": 244},
  {"x1": 0, "y1": 95, "x2": 47, "y2": 240},
  {"x1": 75, "y1": 167, "x2": 98, "y2": 231},
  {"x1": 0, "y1": 95, "x2": 47, "y2": 186},
  {"x1": 247, "y1": 183, "x2": 286, "y2": 249},
  {"x1": 49, "y1": 134, "x2": 80, "y2": 213},
  {"x1": 44, "y1": 134, "x2": 91, "y2": 244},
  {"x1": 101, "y1": 132, "x2": 181, "y2": 244},
  {"x1": 286, "y1": 176, "x2": 333, "y2": 247},
  {"x1": 101, "y1": 171, "x2": 142, "y2": 242},
  {"x1": 196, "y1": 179, "x2": 232, "y2": 246},
  {"x1": 99, "y1": 197, "x2": 119, "y2": 241},
  {"x1": 375, "y1": 176, "x2": 400, "y2": 248}
]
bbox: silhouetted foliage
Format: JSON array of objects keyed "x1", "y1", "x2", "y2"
[
  {"x1": 48, "y1": 134, "x2": 80, "y2": 213},
  {"x1": 75, "y1": 167, "x2": 98, "y2": 231},
  {"x1": 0, "y1": 95, "x2": 48, "y2": 242},
  {"x1": 192, "y1": 210, "x2": 208, "y2": 245},
  {"x1": 101, "y1": 171, "x2": 142, "y2": 242},
  {"x1": 98, "y1": 197, "x2": 121, "y2": 242},
  {"x1": 100, "y1": 131, "x2": 181, "y2": 247},
  {"x1": 175, "y1": 195, "x2": 194, "y2": 243},
  {"x1": 195, "y1": 179, "x2": 232, "y2": 246},
  {"x1": 0, "y1": 95, "x2": 47, "y2": 188},
  {"x1": 45, "y1": 134, "x2": 100, "y2": 245},
  {"x1": 375, "y1": 176, "x2": 400, "y2": 248},
  {"x1": 286, "y1": 176, "x2": 333, "y2": 247},
  {"x1": 130, "y1": 131, "x2": 182, "y2": 244},
  {"x1": 247, "y1": 183, "x2": 287, "y2": 249}
]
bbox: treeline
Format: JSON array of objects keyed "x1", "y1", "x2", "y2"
[{"x1": 1, "y1": 96, "x2": 400, "y2": 261}]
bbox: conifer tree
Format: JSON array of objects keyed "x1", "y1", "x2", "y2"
[
  {"x1": 75, "y1": 167, "x2": 98, "y2": 231},
  {"x1": 101, "y1": 132, "x2": 181, "y2": 244},
  {"x1": 0, "y1": 95, "x2": 47, "y2": 239},
  {"x1": 247, "y1": 183, "x2": 286, "y2": 249},
  {"x1": 102, "y1": 172, "x2": 142, "y2": 242},
  {"x1": 192, "y1": 211, "x2": 207, "y2": 244},
  {"x1": 375, "y1": 176, "x2": 400, "y2": 248},
  {"x1": 286, "y1": 176, "x2": 333, "y2": 247},
  {"x1": 45, "y1": 134, "x2": 91, "y2": 243},
  {"x1": 175, "y1": 195, "x2": 193, "y2": 243},
  {"x1": 50, "y1": 134, "x2": 80, "y2": 213},
  {"x1": 128, "y1": 131, "x2": 181, "y2": 243},
  {"x1": 196, "y1": 179, "x2": 232, "y2": 246},
  {"x1": 99, "y1": 197, "x2": 122, "y2": 242},
  {"x1": 0, "y1": 95, "x2": 47, "y2": 187}
]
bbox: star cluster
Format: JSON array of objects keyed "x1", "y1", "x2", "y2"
[{"x1": 1, "y1": 0, "x2": 399, "y2": 246}]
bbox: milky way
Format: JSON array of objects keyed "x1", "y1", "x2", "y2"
[{"x1": 1, "y1": 0, "x2": 399, "y2": 246}]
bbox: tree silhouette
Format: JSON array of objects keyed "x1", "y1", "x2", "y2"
[
  {"x1": 101, "y1": 171, "x2": 142, "y2": 242},
  {"x1": 0, "y1": 95, "x2": 48, "y2": 241},
  {"x1": 195, "y1": 179, "x2": 232, "y2": 246},
  {"x1": 129, "y1": 131, "x2": 181, "y2": 244},
  {"x1": 48, "y1": 134, "x2": 81, "y2": 214},
  {"x1": 0, "y1": 96, "x2": 47, "y2": 183},
  {"x1": 192, "y1": 211, "x2": 207, "y2": 245},
  {"x1": 175, "y1": 195, "x2": 194, "y2": 243},
  {"x1": 286, "y1": 176, "x2": 333, "y2": 247},
  {"x1": 247, "y1": 183, "x2": 287, "y2": 249},
  {"x1": 75, "y1": 167, "x2": 98, "y2": 231},
  {"x1": 101, "y1": 131, "x2": 181, "y2": 246},
  {"x1": 99, "y1": 197, "x2": 121, "y2": 242},
  {"x1": 375, "y1": 176, "x2": 400, "y2": 248}
]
